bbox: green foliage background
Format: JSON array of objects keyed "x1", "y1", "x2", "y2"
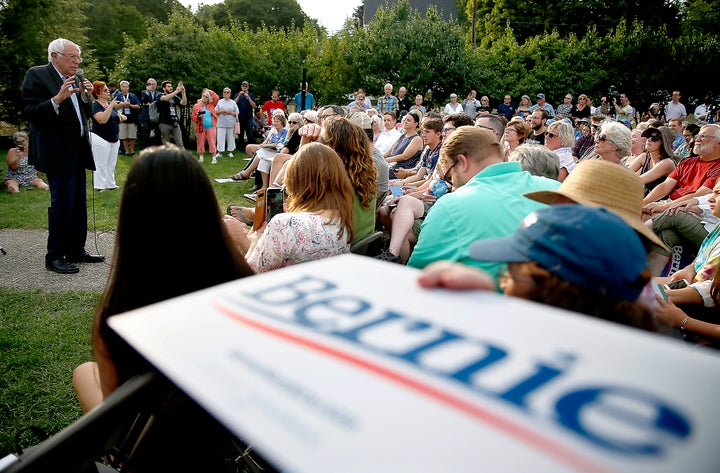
[{"x1": 1, "y1": 0, "x2": 720, "y2": 122}]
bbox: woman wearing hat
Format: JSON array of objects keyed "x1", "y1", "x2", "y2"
[
  {"x1": 626, "y1": 126, "x2": 677, "y2": 196},
  {"x1": 419, "y1": 205, "x2": 657, "y2": 332}
]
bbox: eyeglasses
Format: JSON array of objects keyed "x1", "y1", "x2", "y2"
[
  {"x1": 696, "y1": 134, "x2": 717, "y2": 141},
  {"x1": 597, "y1": 134, "x2": 612, "y2": 143},
  {"x1": 591, "y1": 125, "x2": 600, "y2": 130},
  {"x1": 476, "y1": 124, "x2": 495, "y2": 132},
  {"x1": 442, "y1": 127, "x2": 456, "y2": 135},
  {"x1": 504, "y1": 128, "x2": 517, "y2": 134},
  {"x1": 57, "y1": 52, "x2": 82, "y2": 63},
  {"x1": 442, "y1": 161, "x2": 456, "y2": 184},
  {"x1": 288, "y1": 121, "x2": 299, "y2": 125},
  {"x1": 646, "y1": 135, "x2": 662, "y2": 142},
  {"x1": 546, "y1": 132, "x2": 557, "y2": 138}
]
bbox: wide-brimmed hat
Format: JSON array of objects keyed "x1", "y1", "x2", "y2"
[
  {"x1": 642, "y1": 126, "x2": 678, "y2": 160},
  {"x1": 524, "y1": 159, "x2": 670, "y2": 253},
  {"x1": 469, "y1": 205, "x2": 648, "y2": 302}
]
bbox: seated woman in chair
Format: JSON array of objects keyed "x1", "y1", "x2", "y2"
[
  {"x1": 230, "y1": 110, "x2": 287, "y2": 185},
  {"x1": 236, "y1": 142, "x2": 355, "y2": 272}
]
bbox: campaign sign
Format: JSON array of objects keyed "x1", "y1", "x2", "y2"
[{"x1": 109, "y1": 254, "x2": 720, "y2": 473}]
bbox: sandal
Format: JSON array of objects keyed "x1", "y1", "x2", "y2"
[
  {"x1": 230, "y1": 171, "x2": 250, "y2": 181},
  {"x1": 226, "y1": 205, "x2": 253, "y2": 225}
]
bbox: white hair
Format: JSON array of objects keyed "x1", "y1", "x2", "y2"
[
  {"x1": 119, "y1": 80, "x2": 130, "y2": 87},
  {"x1": 384, "y1": 83, "x2": 393, "y2": 91},
  {"x1": 48, "y1": 38, "x2": 80, "y2": 63}
]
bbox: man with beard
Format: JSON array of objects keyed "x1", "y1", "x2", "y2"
[{"x1": 526, "y1": 109, "x2": 548, "y2": 145}]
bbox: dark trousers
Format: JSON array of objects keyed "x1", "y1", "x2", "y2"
[
  {"x1": 238, "y1": 117, "x2": 253, "y2": 149},
  {"x1": 139, "y1": 121, "x2": 161, "y2": 149},
  {"x1": 46, "y1": 168, "x2": 88, "y2": 263}
]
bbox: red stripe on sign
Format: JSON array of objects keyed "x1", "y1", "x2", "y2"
[{"x1": 216, "y1": 303, "x2": 614, "y2": 473}]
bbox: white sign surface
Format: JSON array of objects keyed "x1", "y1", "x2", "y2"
[{"x1": 109, "y1": 254, "x2": 720, "y2": 473}]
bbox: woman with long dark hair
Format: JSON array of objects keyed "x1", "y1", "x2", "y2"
[
  {"x1": 626, "y1": 126, "x2": 677, "y2": 196},
  {"x1": 383, "y1": 110, "x2": 423, "y2": 179},
  {"x1": 73, "y1": 145, "x2": 254, "y2": 412}
]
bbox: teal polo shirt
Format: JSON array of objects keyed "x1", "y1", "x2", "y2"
[{"x1": 408, "y1": 161, "x2": 561, "y2": 278}]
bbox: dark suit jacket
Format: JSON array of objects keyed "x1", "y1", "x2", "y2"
[{"x1": 21, "y1": 63, "x2": 94, "y2": 176}]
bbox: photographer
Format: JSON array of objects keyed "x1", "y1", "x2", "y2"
[
  {"x1": 158, "y1": 79, "x2": 187, "y2": 147},
  {"x1": 4, "y1": 131, "x2": 49, "y2": 193},
  {"x1": 694, "y1": 95, "x2": 718, "y2": 124},
  {"x1": 607, "y1": 92, "x2": 633, "y2": 123},
  {"x1": 641, "y1": 103, "x2": 666, "y2": 124}
]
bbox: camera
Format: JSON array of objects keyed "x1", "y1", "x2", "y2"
[
  {"x1": 15, "y1": 140, "x2": 25, "y2": 150},
  {"x1": 608, "y1": 91, "x2": 620, "y2": 104}
]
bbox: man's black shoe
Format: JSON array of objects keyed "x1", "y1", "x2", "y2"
[
  {"x1": 66, "y1": 252, "x2": 106, "y2": 264},
  {"x1": 46, "y1": 257, "x2": 80, "y2": 274}
]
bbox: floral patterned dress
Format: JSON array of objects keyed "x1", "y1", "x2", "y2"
[{"x1": 247, "y1": 212, "x2": 350, "y2": 273}]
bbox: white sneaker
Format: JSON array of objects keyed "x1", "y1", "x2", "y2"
[
  {"x1": 198, "y1": 155, "x2": 204, "y2": 163},
  {"x1": 228, "y1": 152, "x2": 234, "y2": 158},
  {"x1": 211, "y1": 157, "x2": 218, "y2": 164},
  {"x1": 212, "y1": 153, "x2": 221, "y2": 159}
]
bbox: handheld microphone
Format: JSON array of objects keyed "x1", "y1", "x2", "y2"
[{"x1": 75, "y1": 68, "x2": 88, "y2": 98}]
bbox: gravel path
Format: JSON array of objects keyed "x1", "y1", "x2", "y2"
[{"x1": 0, "y1": 229, "x2": 115, "y2": 292}]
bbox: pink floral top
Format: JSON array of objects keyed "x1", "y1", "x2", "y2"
[{"x1": 248, "y1": 212, "x2": 350, "y2": 273}]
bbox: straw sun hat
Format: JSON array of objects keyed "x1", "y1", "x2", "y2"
[{"x1": 524, "y1": 159, "x2": 670, "y2": 253}]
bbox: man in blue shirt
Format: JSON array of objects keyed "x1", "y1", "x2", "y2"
[
  {"x1": 529, "y1": 93, "x2": 555, "y2": 118},
  {"x1": 234, "y1": 80, "x2": 256, "y2": 149},
  {"x1": 294, "y1": 81, "x2": 315, "y2": 112},
  {"x1": 497, "y1": 94, "x2": 516, "y2": 121},
  {"x1": 377, "y1": 83, "x2": 398, "y2": 113}
]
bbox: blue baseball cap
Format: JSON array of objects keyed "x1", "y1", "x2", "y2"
[{"x1": 468, "y1": 205, "x2": 648, "y2": 301}]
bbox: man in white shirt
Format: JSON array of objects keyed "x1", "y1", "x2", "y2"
[
  {"x1": 444, "y1": 93, "x2": 463, "y2": 114},
  {"x1": 665, "y1": 90, "x2": 687, "y2": 120}
]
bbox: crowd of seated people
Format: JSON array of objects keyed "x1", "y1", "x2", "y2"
[
  {"x1": 93, "y1": 81, "x2": 720, "y2": 333},
  {"x1": 63, "y1": 87, "x2": 720, "y2": 471}
]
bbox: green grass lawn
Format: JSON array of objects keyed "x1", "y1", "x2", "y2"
[
  {"x1": 0, "y1": 145, "x2": 256, "y2": 457},
  {"x1": 1, "y1": 148, "x2": 256, "y2": 230},
  {"x1": 0, "y1": 289, "x2": 98, "y2": 456}
]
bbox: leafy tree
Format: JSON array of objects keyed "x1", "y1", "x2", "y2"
[
  {"x1": 311, "y1": 31, "x2": 364, "y2": 105},
  {"x1": 196, "y1": 0, "x2": 309, "y2": 30},
  {"x1": 345, "y1": 0, "x2": 468, "y2": 109},
  {"x1": 113, "y1": 11, "x2": 322, "y2": 104},
  {"x1": 0, "y1": 0, "x2": 89, "y2": 121},
  {"x1": 681, "y1": 0, "x2": 720, "y2": 37},
  {"x1": 466, "y1": 0, "x2": 682, "y2": 46},
  {"x1": 123, "y1": 0, "x2": 183, "y2": 22},
  {"x1": 83, "y1": 0, "x2": 148, "y2": 76}
]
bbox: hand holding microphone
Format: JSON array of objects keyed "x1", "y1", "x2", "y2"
[{"x1": 75, "y1": 68, "x2": 92, "y2": 100}]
